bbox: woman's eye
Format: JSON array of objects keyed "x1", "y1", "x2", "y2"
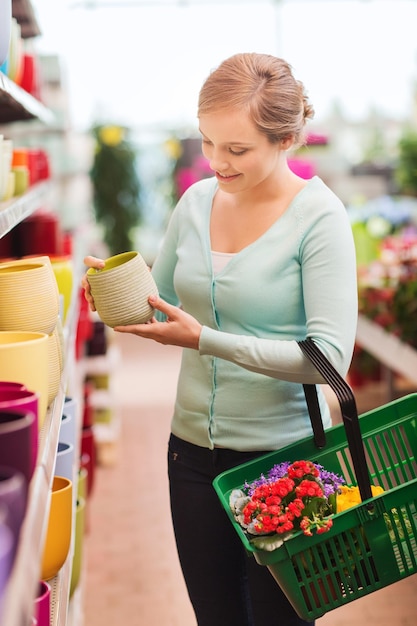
[{"x1": 229, "y1": 148, "x2": 247, "y2": 156}]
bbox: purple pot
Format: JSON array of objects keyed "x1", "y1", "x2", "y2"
[
  {"x1": 0, "y1": 466, "x2": 27, "y2": 561},
  {"x1": 0, "y1": 504, "x2": 14, "y2": 620},
  {"x1": 0, "y1": 390, "x2": 39, "y2": 475},
  {"x1": 0, "y1": 410, "x2": 35, "y2": 484}
]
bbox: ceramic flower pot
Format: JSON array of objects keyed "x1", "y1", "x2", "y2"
[
  {"x1": 49, "y1": 255, "x2": 74, "y2": 323},
  {"x1": 54, "y1": 441, "x2": 75, "y2": 483},
  {"x1": 86, "y1": 251, "x2": 159, "y2": 328},
  {"x1": 0, "y1": 382, "x2": 26, "y2": 393},
  {"x1": 0, "y1": 331, "x2": 49, "y2": 428},
  {"x1": 47, "y1": 326, "x2": 63, "y2": 408},
  {"x1": 0, "y1": 505, "x2": 14, "y2": 620},
  {"x1": 33, "y1": 580, "x2": 51, "y2": 626},
  {"x1": 76, "y1": 466, "x2": 89, "y2": 533},
  {"x1": 0, "y1": 466, "x2": 27, "y2": 562},
  {"x1": 0, "y1": 388, "x2": 39, "y2": 474},
  {"x1": 69, "y1": 497, "x2": 86, "y2": 597},
  {"x1": 9, "y1": 19, "x2": 24, "y2": 85},
  {"x1": 0, "y1": 410, "x2": 35, "y2": 484},
  {"x1": 59, "y1": 411, "x2": 77, "y2": 451},
  {"x1": 0, "y1": 259, "x2": 59, "y2": 335},
  {"x1": 41, "y1": 476, "x2": 72, "y2": 581},
  {"x1": 80, "y1": 427, "x2": 96, "y2": 496},
  {"x1": 0, "y1": 0, "x2": 11, "y2": 66},
  {"x1": 77, "y1": 466, "x2": 88, "y2": 501},
  {"x1": 13, "y1": 212, "x2": 63, "y2": 258},
  {"x1": 63, "y1": 396, "x2": 78, "y2": 426}
]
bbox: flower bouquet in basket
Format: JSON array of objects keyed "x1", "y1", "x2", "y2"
[
  {"x1": 229, "y1": 459, "x2": 390, "y2": 614},
  {"x1": 229, "y1": 459, "x2": 387, "y2": 550},
  {"x1": 229, "y1": 460, "x2": 345, "y2": 551}
]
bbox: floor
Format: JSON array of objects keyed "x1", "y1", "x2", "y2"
[{"x1": 77, "y1": 331, "x2": 417, "y2": 626}]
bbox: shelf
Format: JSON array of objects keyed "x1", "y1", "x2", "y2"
[
  {"x1": 0, "y1": 119, "x2": 69, "y2": 138},
  {"x1": 0, "y1": 180, "x2": 51, "y2": 238},
  {"x1": 50, "y1": 548, "x2": 72, "y2": 626},
  {"x1": 356, "y1": 314, "x2": 417, "y2": 386},
  {"x1": 82, "y1": 340, "x2": 120, "y2": 374},
  {"x1": 1, "y1": 390, "x2": 65, "y2": 624},
  {"x1": 0, "y1": 72, "x2": 54, "y2": 124},
  {"x1": 1, "y1": 285, "x2": 81, "y2": 626}
]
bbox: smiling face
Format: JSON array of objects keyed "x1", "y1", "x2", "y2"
[{"x1": 199, "y1": 108, "x2": 287, "y2": 195}]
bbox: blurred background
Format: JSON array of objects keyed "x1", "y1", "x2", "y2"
[
  {"x1": 4, "y1": 0, "x2": 417, "y2": 261},
  {"x1": 31, "y1": 0, "x2": 417, "y2": 128},
  {"x1": 2, "y1": 2, "x2": 417, "y2": 625},
  {"x1": 3, "y1": 0, "x2": 417, "y2": 451}
]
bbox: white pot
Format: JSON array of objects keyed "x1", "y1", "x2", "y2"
[{"x1": 0, "y1": 0, "x2": 12, "y2": 67}]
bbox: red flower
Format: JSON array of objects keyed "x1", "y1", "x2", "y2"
[
  {"x1": 287, "y1": 460, "x2": 319, "y2": 479},
  {"x1": 234, "y1": 460, "x2": 338, "y2": 543},
  {"x1": 296, "y1": 479, "x2": 324, "y2": 498}
]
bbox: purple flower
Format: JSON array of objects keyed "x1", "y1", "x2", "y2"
[{"x1": 243, "y1": 461, "x2": 344, "y2": 497}]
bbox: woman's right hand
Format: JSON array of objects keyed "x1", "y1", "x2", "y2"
[{"x1": 81, "y1": 255, "x2": 105, "y2": 312}]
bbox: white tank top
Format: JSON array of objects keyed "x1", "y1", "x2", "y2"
[{"x1": 211, "y1": 250, "x2": 236, "y2": 274}]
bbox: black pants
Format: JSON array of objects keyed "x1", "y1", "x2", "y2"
[{"x1": 168, "y1": 434, "x2": 315, "y2": 626}]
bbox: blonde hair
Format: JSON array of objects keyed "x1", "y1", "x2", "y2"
[{"x1": 198, "y1": 53, "x2": 314, "y2": 148}]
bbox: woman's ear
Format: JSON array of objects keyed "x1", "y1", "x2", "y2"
[{"x1": 280, "y1": 135, "x2": 295, "y2": 151}]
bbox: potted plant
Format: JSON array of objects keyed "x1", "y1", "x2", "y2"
[
  {"x1": 395, "y1": 130, "x2": 417, "y2": 197},
  {"x1": 90, "y1": 124, "x2": 142, "y2": 256}
]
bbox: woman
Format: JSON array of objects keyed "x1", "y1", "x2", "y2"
[{"x1": 83, "y1": 53, "x2": 357, "y2": 626}]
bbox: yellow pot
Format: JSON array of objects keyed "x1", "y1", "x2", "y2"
[
  {"x1": 77, "y1": 467, "x2": 88, "y2": 501},
  {"x1": 41, "y1": 476, "x2": 73, "y2": 581},
  {"x1": 50, "y1": 256, "x2": 74, "y2": 323},
  {"x1": 2, "y1": 171, "x2": 15, "y2": 202},
  {"x1": 0, "y1": 331, "x2": 49, "y2": 428},
  {"x1": 70, "y1": 497, "x2": 86, "y2": 597},
  {"x1": 47, "y1": 324, "x2": 64, "y2": 407},
  {"x1": 0, "y1": 259, "x2": 59, "y2": 334}
]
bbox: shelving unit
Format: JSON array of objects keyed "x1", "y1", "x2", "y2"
[
  {"x1": 0, "y1": 184, "x2": 81, "y2": 625},
  {"x1": 355, "y1": 313, "x2": 417, "y2": 397},
  {"x1": 0, "y1": 180, "x2": 51, "y2": 236},
  {"x1": 1, "y1": 324, "x2": 76, "y2": 625},
  {"x1": 0, "y1": 71, "x2": 54, "y2": 124},
  {"x1": 0, "y1": 4, "x2": 82, "y2": 620},
  {"x1": 83, "y1": 339, "x2": 121, "y2": 467}
]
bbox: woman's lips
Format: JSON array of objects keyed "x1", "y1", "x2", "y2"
[{"x1": 215, "y1": 172, "x2": 240, "y2": 182}]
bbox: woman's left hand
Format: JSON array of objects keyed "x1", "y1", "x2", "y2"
[{"x1": 114, "y1": 294, "x2": 202, "y2": 350}]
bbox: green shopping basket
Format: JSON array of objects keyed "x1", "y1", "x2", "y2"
[{"x1": 213, "y1": 339, "x2": 417, "y2": 620}]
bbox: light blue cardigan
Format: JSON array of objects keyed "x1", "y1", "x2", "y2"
[{"x1": 151, "y1": 176, "x2": 358, "y2": 451}]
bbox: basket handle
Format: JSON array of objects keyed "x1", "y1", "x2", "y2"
[{"x1": 299, "y1": 338, "x2": 373, "y2": 502}]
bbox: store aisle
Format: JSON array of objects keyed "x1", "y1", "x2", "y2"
[
  {"x1": 81, "y1": 332, "x2": 417, "y2": 626},
  {"x1": 82, "y1": 333, "x2": 195, "y2": 625}
]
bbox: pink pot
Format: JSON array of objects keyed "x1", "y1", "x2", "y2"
[
  {"x1": 81, "y1": 428, "x2": 96, "y2": 496},
  {"x1": 0, "y1": 382, "x2": 26, "y2": 393},
  {"x1": 33, "y1": 580, "x2": 51, "y2": 626}
]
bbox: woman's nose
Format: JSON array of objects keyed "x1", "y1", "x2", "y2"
[{"x1": 209, "y1": 150, "x2": 229, "y2": 172}]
